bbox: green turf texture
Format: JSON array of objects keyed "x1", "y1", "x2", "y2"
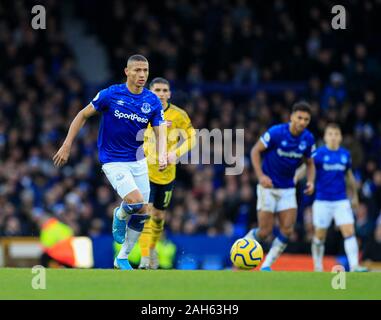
[{"x1": 0, "y1": 268, "x2": 380, "y2": 300}]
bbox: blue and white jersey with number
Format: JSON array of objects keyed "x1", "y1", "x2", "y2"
[
  {"x1": 90, "y1": 83, "x2": 165, "y2": 164},
  {"x1": 260, "y1": 123, "x2": 315, "y2": 188},
  {"x1": 313, "y1": 146, "x2": 351, "y2": 201}
]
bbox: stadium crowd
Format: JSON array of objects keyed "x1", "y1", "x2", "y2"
[{"x1": 0, "y1": 0, "x2": 381, "y2": 259}]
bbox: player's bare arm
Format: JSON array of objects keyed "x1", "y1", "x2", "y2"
[
  {"x1": 53, "y1": 104, "x2": 98, "y2": 167},
  {"x1": 294, "y1": 163, "x2": 306, "y2": 184},
  {"x1": 346, "y1": 169, "x2": 359, "y2": 210},
  {"x1": 167, "y1": 150, "x2": 177, "y2": 164},
  {"x1": 169, "y1": 127, "x2": 197, "y2": 164},
  {"x1": 304, "y1": 157, "x2": 315, "y2": 195},
  {"x1": 153, "y1": 123, "x2": 168, "y2": 171},
  {"x1": 251, "y1": 140, "x2": 273, "y2": 188}
]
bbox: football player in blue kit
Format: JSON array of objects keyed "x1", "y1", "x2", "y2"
[
  {"x1": 311, "y1": 123, "x2": 367, "y2": 272},
  {"x1": 53, "y1": 55, "x2": 167, "y2": 270},
  {"x1": 245, "y1": 101, "x2": 316, "y2": 271}
]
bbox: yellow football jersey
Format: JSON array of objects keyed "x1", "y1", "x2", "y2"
[{"x1": 144, "y1": 103, "x2": 196, "y2": 185}]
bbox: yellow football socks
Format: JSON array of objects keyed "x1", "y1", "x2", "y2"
[
  {"x1": 139, "y1": 220, "x2": 151, "y2": 257},
  {"x1": 150, "y1": 218, "x2": 165, "y2": 249}
]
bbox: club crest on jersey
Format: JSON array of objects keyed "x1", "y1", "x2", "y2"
[
  {"x1": 298, "y1": 141, "x2": 307, "y2": 151},
  {"x1": 324, "y1": 155, "x2": 330, "y2": 162},
  {"x1": 281, "y1": 140, "x2": 288, "y2": 147},
  {"x1": 141, "y1": 103, "x2": 151, "y2": 114},
  {"x1": 341, "y1": 155, "x2": 348, "y2": 164}
]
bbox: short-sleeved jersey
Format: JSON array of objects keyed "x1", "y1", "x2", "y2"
[
  {"x1": 144, "y1": 103, "x2": 196, "y2": 185},
  {"x1": 313, "y1": 146, "x2": 351, "y2": 201},
  {"x1": 260, "y1": 123, "x2": 315, "y2": 188},
  {"x1": 90, "y1": 84, "x2": 165, "y2": 164}
]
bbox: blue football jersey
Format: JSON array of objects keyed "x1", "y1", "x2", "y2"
[
  {"x1": 260, "y1": 123, "x2": 316, "y2": 188},
  {"x1": 313, "y1": 146, "x2": 351, "y2": 201},
  {"x1": 90, "y1": 83, "x2": 165, "y2": 164}
]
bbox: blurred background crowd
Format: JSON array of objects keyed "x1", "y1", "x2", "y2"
[{"x1": 0, "y1": 0, "x2": 381, "y2": 261}]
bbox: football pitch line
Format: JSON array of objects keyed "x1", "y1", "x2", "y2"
[{"x1": 0, "y1": 268, "x2": 380, "y2": 300}]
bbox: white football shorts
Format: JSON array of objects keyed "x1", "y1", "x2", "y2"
[
  {"x1": 312, "y1": 199, "x2": 354, "y2": 229},
  {"x1": 256, "y1": 184, "x2": 297, "y2": 213},
  {"x1": 102, "y1": 158, "x2": 150, "y2": 202}
]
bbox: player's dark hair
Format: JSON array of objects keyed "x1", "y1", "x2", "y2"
[
  {"x1": 149, "y1": 77, "x2": 170, "y2": 89},
  {"x1": 127, "y1": 54, "x2": 148, "y2": 65},
  {"x1": 325, "y1": 123, "x2": 341, "y2": 132},
  {"x1": 291, "y1": 101, "x2": 312, "y2": 115}
]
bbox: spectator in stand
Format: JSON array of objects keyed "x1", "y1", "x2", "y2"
[
  {"x1": 321, "y1": 72, "x2": 347, "y2": 110},
  {"x1": 362, "y1": 217, "x2": 381, "y2": 262}
]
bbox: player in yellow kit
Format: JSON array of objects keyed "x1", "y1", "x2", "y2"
[{"x1": 138, "y1": 77, "x2": 196, "y2": 269}]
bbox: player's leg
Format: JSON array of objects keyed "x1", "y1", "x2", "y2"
[
  {"x1": 260, "y1": 188, "x2": 297, "y2": 270},
  {"x1": 148, "y1": 181, "x2": 174, "y2": 269},
  {"x1": 102, "y1": 163, "x2": 138, "y2": 245},
  {"x1": 339, "y1": 223, "x2": 361, "y2": 271},
  {"x1": 334, "y1": 200, "x2": 366, "y2": 271},
  {"x1": 148, "y1": 206, "x2": 166, "y2": 269},
  {"x1": 245, "y1": 185, "x2": 275, "y2": 242},
  {"x1": 102, "y1": 162, "x2": 150, "y2": 270},
  {"x1": 138, "y1": 182, "x2": 157, "y2": 269},
  {"x1": 246, "y1": 210, "x2": 274, "y2": 241},
  {"x1": 138, "y1": 203, "x2": 166, "y2": 270},
  {"x1": 138, "y1": 203, "x2": 153, "y2": 269},
  {"x1": 311, "y1": 228, "x2": 327, "y2": 272},
  {"x1": 139, "y1": 181, "x2": 173, "y2": 269},
  {"x1": 116, "y1": 164, "x2": 152, "y2": 267},
  {"x1": 260, "y1": 208, "x2": 296, "y2": 270},
  {"x1": 116, "y1": 189, "x2": 149, "y2": 267},
  {"x1": 311, "y1": 200, "x2": 332, "y2": 271}
]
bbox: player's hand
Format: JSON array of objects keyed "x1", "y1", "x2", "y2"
[
  {"x1": 304, "y1": 181, "x2": 314, "y2": 195},
  {"x1": 53, "y1": 143, "x2": 71, "y2": 167},
  {"x1": 259, "y1": 175, "x2": 273, "y2": 188},
  {"x1": 158, "y1": 154, "x2": 168, "y2": 171},
  {"x1": 167, "y1": 151, "x2": 177, "y2": 165}
]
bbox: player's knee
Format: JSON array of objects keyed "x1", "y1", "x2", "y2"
[
  {"x1": 151, "y1": 208, "x2": 165, "y2": 222},
  {"x1": 257, "y1": 227, "x2": 272, "y2": 239},
  {"x1": 280, "y1": 226, "x2": 294, "y2": 237},
  {"x1": 341, "y1": 226, "x2": 355, "y2": 238},
  {"x1": 343, "y1": 232, "x2": 355, "y2": 239},
  {"x1": 123, "y1": 190, "x2": 144, "y2": 204},
  {"x1": 315, "y1": 234, "x2": 326, "y2": 242},
  {"x1": 122, "y1": 190, "x2": 148, "y2": 214},
  {"x1": 139, "y1": 203, "x2": 149, "y2": 214},
  {"x1": 314, "y1": 229, "x2": 327, "y2": 241}
]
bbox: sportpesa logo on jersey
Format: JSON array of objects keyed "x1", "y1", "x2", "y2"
[
  {"x1": 323, "y1": 163, "x2": 346, "y2": 171},
  {"x1": 114, "y1": 109, "x2": 148, "y2": 123},
  {"x1": 277, "y1": 148, "x2": 303, "y2": 158}
]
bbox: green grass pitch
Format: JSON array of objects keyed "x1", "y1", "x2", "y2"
[{"x1": 0, "y1": 268, "x2": 380, "y2": 300}]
